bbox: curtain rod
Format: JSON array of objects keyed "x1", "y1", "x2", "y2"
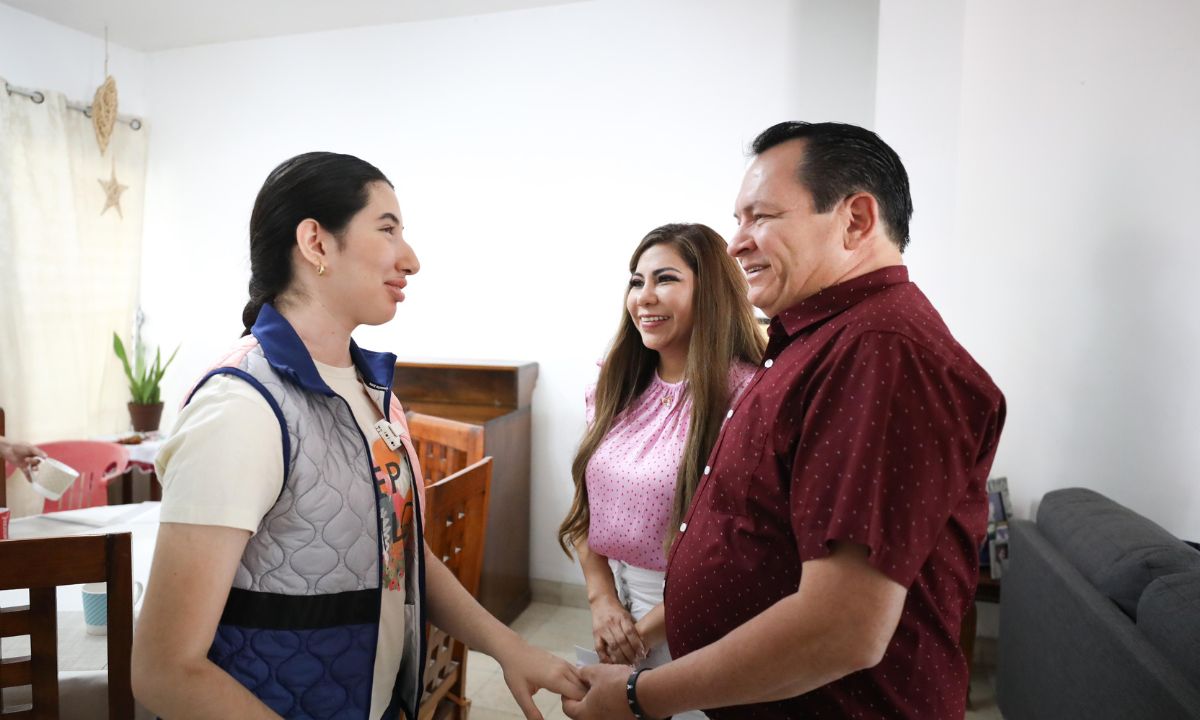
[{"x1": 4, "y1": 82, "x2": 144, "y2": 131}]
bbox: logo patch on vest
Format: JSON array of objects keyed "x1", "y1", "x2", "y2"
[{"x1": 374, "y1": 419, "x2": 403, "y2": 450}]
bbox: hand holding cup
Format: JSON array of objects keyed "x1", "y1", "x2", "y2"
[{"x1": 27, "y1": 457, "x2": 80, "y2": 500}]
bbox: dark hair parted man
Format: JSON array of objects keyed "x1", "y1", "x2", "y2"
[{"x1": 563, "y1": 121, "x2": 1006, "y2": 720}]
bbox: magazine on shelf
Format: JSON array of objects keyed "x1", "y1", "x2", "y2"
[
  {"x1": 983, "y1": 477, "x2": 1014, "y2": 576},
  {"x1": 988, "y1": 491, "x2": 1006, "y2": 523},
  {"x1": 989, "y1": 522, "x2": 1010, "y2": 579},
  {"x1": 987, "y1": 476, "x2": 1013, "y2": 519}
]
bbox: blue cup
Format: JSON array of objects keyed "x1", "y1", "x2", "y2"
[{"x1": 81, "y1": 581, "x2": 143, "y2": 635}]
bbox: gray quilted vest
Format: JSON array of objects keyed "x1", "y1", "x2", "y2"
[{"x1": 186, "y1": 304, "x2": 426, "y2": 720}]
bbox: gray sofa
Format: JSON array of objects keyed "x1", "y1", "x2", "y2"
[{"x1": 997, "y1": 488, "x2": 1200, "y2": 719}]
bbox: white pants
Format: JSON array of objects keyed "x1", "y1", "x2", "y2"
[{"x1": 609, "y1": 559, "x2": 707, "y2": 720}]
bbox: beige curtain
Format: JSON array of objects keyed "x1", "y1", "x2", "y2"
[{"x1": 0, "y1": 78, "x2": 148, "y2": 515}]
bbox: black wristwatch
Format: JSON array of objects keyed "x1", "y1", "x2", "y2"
[{"x1": 626, "y1": 668, "x2": 661, "y2": 720}]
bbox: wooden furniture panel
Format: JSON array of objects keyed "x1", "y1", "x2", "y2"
[
  {"x1": 419, "y1": 458, "x2": 493, "y2": 720},
  {"x1": 0, "y1": 533, "x2": 135, "y2": 719},
  {"x1": 394, "y1": 361, "x2": 536, "y2": 624},
  {"x1": 111, "y1": 467, "x2": 162, "y2": 506},
  {"x1": 393, "y1": 362, "x2": 537, "y2": 412},
  {"x1": 473, "y1": 409, "x2": 531, "y2": 624}
]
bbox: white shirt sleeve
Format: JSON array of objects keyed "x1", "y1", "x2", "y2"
[{"x1": 155, "y1": 374, "x2": 285, "y2": 534}]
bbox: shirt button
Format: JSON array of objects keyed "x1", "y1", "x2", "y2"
[
  {"x1": 703, "y1": 465, "x2": 711, "y2": 475},
  {"x1": 679, "y1": 522, "x2": 687, "y2": 532},
  {"x1": 764, "y1": 359, "x2": 774, "y2": 369},
  {"x1": 726, "y1": 409, "x2": 734, "y2": 419}
]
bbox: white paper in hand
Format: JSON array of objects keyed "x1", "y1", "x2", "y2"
[{"x1": 573, "y1": 645, "x2": 600, "y2": 667}]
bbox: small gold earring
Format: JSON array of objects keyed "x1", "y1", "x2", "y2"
[{"x1": 317, "y1": 264, "x2": 326, "y2": 276}]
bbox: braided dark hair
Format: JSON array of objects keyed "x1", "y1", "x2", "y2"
[{"x1": 242, "y1": 152, "x2": 392, "y2": 334}]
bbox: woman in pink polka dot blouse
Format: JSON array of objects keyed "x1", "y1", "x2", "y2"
[{"x1": 558, "y1": 223, "x2": 764, "y2": 705}]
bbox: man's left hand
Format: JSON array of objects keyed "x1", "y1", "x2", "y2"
[{"x1": 561, "y1": 663, "x2": 637, "y2": 720}]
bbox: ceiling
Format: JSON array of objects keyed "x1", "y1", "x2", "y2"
[{"x1": 3, "y1": 0, "x2": 587, "y2": 51}]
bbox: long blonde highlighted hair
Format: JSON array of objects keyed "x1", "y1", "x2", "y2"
[{"x1": 557, "y1": 223, "x2": 764, "y2": 559}]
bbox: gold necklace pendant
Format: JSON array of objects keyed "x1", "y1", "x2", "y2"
[{"x1": 661, "y1": 394, "x2": 673, "y2": 407}]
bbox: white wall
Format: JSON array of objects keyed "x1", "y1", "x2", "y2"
[
  {"x1": 139, "y1": 0, "x2": 880, "y2": 584},
  {"x1": 956, "y1": 0, "x2": 1200, "y2": 536},
  {"x1": 876, "y1": 0, "x2": 1200, "y2": 540},
  {"x1": 0, "y1": 3, "x2": 147, "y2": 115},
  {"x1": 873, "y1": 0, "x2": 965, "y2": 313}
]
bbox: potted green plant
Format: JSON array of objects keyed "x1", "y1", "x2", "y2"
[{"x1": 112, "y1": 332, "x2": 179, "y2": 433}]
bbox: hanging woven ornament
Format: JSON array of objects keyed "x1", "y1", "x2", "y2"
[
  {"x1": 91, "y1": 27, "x2": 118, "y2": 155},
  {"x1": 92, "y1": 75, "x2": 118, "y2": 155}
]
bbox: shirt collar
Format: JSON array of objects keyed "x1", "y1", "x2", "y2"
[
  {"x1": 770, "y1": 265, "x2": 910, "y2": 339},
  {"x1": 251, "y1": 303, "x2": 397, "y2": 395}
]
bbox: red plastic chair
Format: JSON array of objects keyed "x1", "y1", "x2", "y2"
[{"x1": 37, "y1": 441, "x2": 130, "y2": 513}]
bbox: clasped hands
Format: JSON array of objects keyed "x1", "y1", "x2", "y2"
[
  {"x1": 501, "y1": 595, "x2": 653, "y2": 720},
  {"x1": 502, "y1": 646, "x2": 638, "y2": 720},
  {"x1": 560, "y1": 595, "x2": 654, "y2": 719}
]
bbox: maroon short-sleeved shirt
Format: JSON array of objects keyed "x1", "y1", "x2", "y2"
[{"x1": 664, "y1": 266, "x2": 1005, "y2": 719}]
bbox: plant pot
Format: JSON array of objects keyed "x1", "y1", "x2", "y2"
[{"x1": 128, "y1": 402, "x2": 164, "y2": 433}]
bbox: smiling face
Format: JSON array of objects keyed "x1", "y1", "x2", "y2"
[
  {"x1": 728, "y1": 139, "x2": 847, "y2": 317},
  {"x1": 626, "y1": 242, "x2": 696, "y2": 369},
  {"x1": 322, "y1": 181, "x2": 420, "y2": 327}
]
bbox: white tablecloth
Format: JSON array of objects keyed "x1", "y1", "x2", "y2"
[{"x1": 0, "y1": 502, "x2": 159, "y2": 612}]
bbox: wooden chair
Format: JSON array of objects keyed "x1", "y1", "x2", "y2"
[
  {"x1": 113, "y1": 467, "x2": 161, "y2": 506},
  {"x1": 407, "y1": 413, "x2": 484, "y2": 485},
  {"x1": 0, "y1": 532, "x2": 135, "y2": 719},
  {"x1": 419, "y1": 458, "x2": 493, "y2": 720}
]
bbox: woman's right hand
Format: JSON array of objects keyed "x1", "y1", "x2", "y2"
[
  {"x1": 0, "y1": 437, "x2": 46, "y2": 480},
  {"x1": 589, "y1": 593, "x2": 647, "y2": 665}
]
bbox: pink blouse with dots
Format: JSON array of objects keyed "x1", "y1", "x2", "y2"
[{"x1": 584, "y1": 363, "x2": 756, "y2": 571}]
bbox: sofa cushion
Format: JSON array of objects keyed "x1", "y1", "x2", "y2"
[
  {"x1": 1138, "y1": 571, "x2": 1200, "y2": 691},
  {"x1": 1037, "y1": 488, "x2": 1200, "y2": 618}
]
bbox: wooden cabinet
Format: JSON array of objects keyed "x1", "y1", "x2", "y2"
[{"x1": 393, "y1": 360, "x2": 537, "y2": 624}]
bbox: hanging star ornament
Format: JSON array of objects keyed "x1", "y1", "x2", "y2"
[{"x1": 98, "y1": 162, "x2": 128, "y2": 219}]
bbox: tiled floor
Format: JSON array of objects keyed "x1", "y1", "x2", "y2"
[{"x1": 464, "y1": 602, "x2": 1004, "y2": 719}]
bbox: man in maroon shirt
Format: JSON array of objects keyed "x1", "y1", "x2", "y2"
[{"x1": 563, "y1": 121, "x2": 1005, "y2": 719}]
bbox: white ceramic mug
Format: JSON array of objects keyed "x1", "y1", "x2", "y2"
[
  {"x1": 81, "y1": 581, "x2": 145, "y2": 636},
  {"x1": 28, "y1": 457, "x2": 80, "y2": 501}
]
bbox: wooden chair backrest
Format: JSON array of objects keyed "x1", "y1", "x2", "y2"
[
  {"x1": 407, "y1": 413, "x2": 484, "y2": 485},
  {"x1": 423, "y1": 457, "x2": 493, "y2": 595},
  {"x1": 0, "y1": 533, "x2": 135, "y2": 719},
  {"x1": 418, "y1": 457, "x2": 493, "y2": 720}
]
